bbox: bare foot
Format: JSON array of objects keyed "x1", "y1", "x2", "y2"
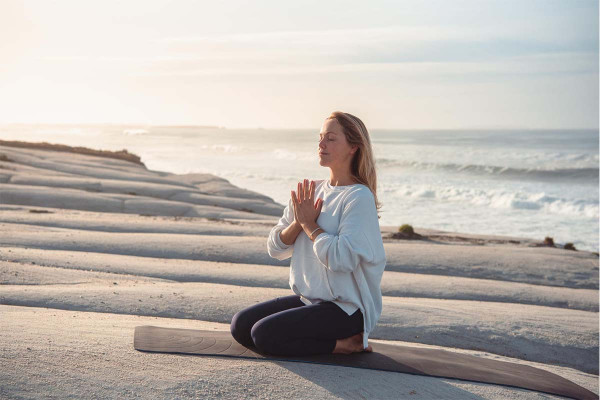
[{"x1": 332, "y1": 332, "x2": 373, "y2": 354}]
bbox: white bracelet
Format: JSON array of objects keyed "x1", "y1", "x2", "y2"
[{"x1": 309, "y1": 227, "x2": 321, "y2": 239}]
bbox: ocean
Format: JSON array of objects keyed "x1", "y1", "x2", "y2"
[{"x1": 1, "y1": 124, "x2": 598, "y2": 252}]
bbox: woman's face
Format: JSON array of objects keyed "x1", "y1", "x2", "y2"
[{"x1": 318, "y1": 118, "x2": 357, "y2": 168}]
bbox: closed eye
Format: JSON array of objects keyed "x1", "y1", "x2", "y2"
[{"x1": 319, "y1": 132, "x2": 336, "y2": 141}]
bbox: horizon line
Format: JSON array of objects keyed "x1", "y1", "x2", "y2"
[{"x1": 0, "y1": 121, "x2": 598, "y2": 131}]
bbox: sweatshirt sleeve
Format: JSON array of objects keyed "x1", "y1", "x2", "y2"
[
  {"x1": 312, "y1": 190, "x2": 378, "y2": 273},
  {"x1": 266, "y1": 197, "x2": 296, "y2": 260}
]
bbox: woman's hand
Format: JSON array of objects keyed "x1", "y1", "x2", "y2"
[{"x1": 291, "y1": 179, "x2": 323, "y2": 228}]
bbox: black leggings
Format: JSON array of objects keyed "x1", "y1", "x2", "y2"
[{"x1": 230, "y1": 295, "x2": 364, "y2": 356}]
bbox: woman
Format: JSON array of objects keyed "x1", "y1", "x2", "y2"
[{"x1": 230, "y1": 111, "x2": 386, "y2": 356}]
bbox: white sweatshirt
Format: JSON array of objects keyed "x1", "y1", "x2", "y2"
[{"x1": 266, "y1": 179, "x2": 387, "y2": 349}]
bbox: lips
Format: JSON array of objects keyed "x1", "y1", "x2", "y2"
[{"x1": 319, "y1": 152, "x2": 328, "y2": 155}]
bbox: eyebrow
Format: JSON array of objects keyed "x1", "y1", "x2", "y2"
[{"x1": 319, "y1": 131, "x2": 336, "y2": 137}]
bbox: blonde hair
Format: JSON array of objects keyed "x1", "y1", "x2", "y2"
[{"x1": 327, "y1": 111, "x2": 382, "y2": 218}]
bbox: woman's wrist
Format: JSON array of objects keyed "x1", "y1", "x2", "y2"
[
  {"x1": 309, "y1": 227, "x2": 323, "y2": 241},
  {"x1": 302, "y1": 221, "x2": 324, "y2": 241},
  {"x1": 281, "y1": 220, "x2": 303, "y2": 245},
  {"x1": 291, "y1": 220, "x2": 303, "y2": 233}
]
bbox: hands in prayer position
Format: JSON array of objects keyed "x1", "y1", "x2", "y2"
[
  {"x1": 291, "y1": 179, "x2": 323, "y2": 228},
  {"x1": 290, "y1": 179, "x2": 325, "y2": 242}
]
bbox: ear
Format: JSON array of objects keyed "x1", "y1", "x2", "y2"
[{"x1": 351, "y1": 145, "x2": 358, "y2": 155}]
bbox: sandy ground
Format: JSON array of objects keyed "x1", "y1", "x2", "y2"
[
  {"x1": 1, "y1": 305, "x2": 597, "y2": 400},
  {"x1": 0, "y1": 144, "x2": 598, "y2": 399}
]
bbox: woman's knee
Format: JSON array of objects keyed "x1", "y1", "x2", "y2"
[
  {"x1": 250, "y1": 319, "x2": 277, "y2": 354},
  {"x1": 231, "y1": 296, "x2": 304, "y2": 350},
  {"x1": 230, "y1": 309, "x2": 254, "y2": 346}
]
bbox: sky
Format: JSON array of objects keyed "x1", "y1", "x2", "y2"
[{"x1": 0, "y1": 0, "x2": 598, "y2": 129}]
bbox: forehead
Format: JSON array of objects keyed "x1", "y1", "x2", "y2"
[{"x1": 320, "y1": 118, "x2": 343, "y2": 135}]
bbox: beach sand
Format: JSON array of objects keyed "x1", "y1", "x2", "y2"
[{"x1": 0, "y1": 143, "x2": 598, "y2": 399}]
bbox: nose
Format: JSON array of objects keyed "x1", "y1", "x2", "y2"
[{"x1": 318, "y1": 138, "x2": 326, "y2": 150}]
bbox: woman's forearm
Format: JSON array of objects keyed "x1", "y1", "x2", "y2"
[{"x1": 280, "y1": 220, "x2": 303, "y2": 245}]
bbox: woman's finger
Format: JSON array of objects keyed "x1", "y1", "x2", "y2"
[
  {"x1": 291, "y1": 191, "x2": 299, "y2": 221},
  {"x1": 304, "y1": 179, "x2": 310, "y2": 201},
  {"x1": 291, "y1": 191, "x2": 298, "y2": 215},
  {"x1": 309, "y1": 180, "x2": 315, "y2": 201},
  {"x1": 297, "y1": 182, "x2": 302, "y2": 203}
]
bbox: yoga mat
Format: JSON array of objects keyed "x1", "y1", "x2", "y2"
[{"x1": 134, "y1": 325, "x2": 598, "y2": 400}]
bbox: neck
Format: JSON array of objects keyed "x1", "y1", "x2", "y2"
[{"x1": 329, "y1": 166, "x2": 356, "y2": 186}]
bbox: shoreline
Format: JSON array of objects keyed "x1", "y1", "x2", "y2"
[{"x1": 0, "y1": 139, "x2": 593, "y2": 252}]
